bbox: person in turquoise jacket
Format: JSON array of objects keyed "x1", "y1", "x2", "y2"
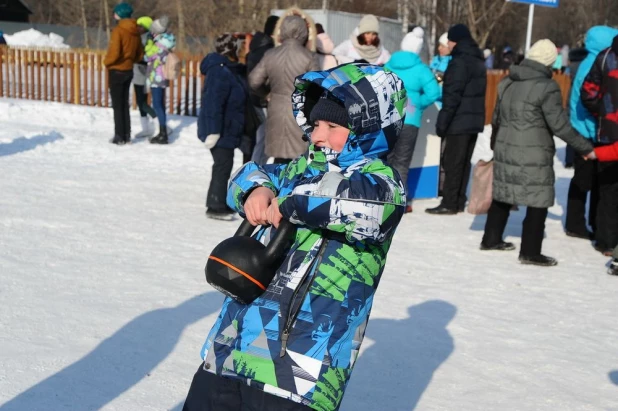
[
  {"x1": 565, "y1": 25, "x2": 618, "y2": 239},
  {"x1": 385, "y1": 27, "x2": 440, "y2": 212}
]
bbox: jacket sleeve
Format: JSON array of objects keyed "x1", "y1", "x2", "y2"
[
  {"x1": 594, "y1": 141, "x2": 618, "y2": 162},
  {"x1": 542, "y1": 80, "x2": 594, "y2": 155},
  {"x1": 248, "y1": 56, "x2": 270, "y2": 98},
  {"x1": 103, "y1": 28, "x2": 121, "y2": 67},
  {"x1": 226, "y1": 162, "x2": 288, "y2": 214},
  {"x1": 580, "y1": 52, "x2": 605, "y2": 116},
  {"x1": 418, "y1": 66, "x2": 441, "y2": 109},
  {"x1": 198, "y1": 66, "x2": 230, "y2": 141},
  {"x1": 436, "y1": 57, "x2": 468, "y2": 137},
  {"x1": 278, "y1": 161, "x2": 405, "y2": 244},
  {"x1": 332, "y1": 40, "x2": 351, "y2": 58}
]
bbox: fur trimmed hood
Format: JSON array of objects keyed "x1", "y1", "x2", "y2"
[{"x1": 273, "y1": 7, "x2": 317, "y2": 52}]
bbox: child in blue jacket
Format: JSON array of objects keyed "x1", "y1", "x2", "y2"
[
  {"x1": 385, "y1": 27, "x2": 440, "y2": 211},
  {"x1": 183, "y1": 63, "x2": 407, "y2": 411}
]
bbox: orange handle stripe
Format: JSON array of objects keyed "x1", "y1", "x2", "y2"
[{"x1": 208, "y1": 256, "x2": 267, "y2": 291}]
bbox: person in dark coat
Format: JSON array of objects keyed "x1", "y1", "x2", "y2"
[
  {"x1": 245, "y1": 15, "x2": 278, "y2": 164},
  {"x1": 580, "y1": 34, "x2": 618, "y2": 256},
  {"x1": 563, "y1": 46, "x2": 589, "y2": 168},
  {"x1": 427, "y1": 24, "x2": 486, "y2": 215},
  {"x1": 198, "y1": 34, "x2": 246, "y2": 221},
  {"x1": 480, "y1": 39, "x2": 595, "y2": 267}
]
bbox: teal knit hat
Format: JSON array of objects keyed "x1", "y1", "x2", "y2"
[{"x1": 113, "y1": 3, "x2": 133, "y2": 19}]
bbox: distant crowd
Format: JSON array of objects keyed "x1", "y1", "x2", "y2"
[{"x1": 100, "y1": 4, "x2": 617, "y2": 276}]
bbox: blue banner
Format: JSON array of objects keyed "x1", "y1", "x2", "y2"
[{"x1": 508, "y1": 0, "x2": 559, "y2": 7}]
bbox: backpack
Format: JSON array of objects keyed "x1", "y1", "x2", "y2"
[{"x1": 163, "y1": 51, "x2": 181, "y2": 80}]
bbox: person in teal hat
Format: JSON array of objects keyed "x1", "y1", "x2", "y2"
[{"x1": 104, "y1": 2, "x2": 143, "y2": 144}]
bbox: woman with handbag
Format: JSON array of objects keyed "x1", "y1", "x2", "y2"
[{"x1": 480, "y1": 39, "x2": 595, "y2": 267}]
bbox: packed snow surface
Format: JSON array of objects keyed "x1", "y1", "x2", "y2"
[{"x1": 0, "y1": 99, "x2": 617, "y2": 411}]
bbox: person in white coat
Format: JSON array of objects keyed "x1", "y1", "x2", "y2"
[{"x1": 332, "y1": 14, "x2": 391, "y2": 65}]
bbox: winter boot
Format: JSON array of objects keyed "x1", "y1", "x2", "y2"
[
  {"x1": 480, "y1": 241, "x2": 516, "y2": 251},
  {"x1": 608, "y1": 259, "x2": 618, "y2": 276},
  {"x1": 149, "y1": 127, "x2": 168, "y2": 145},
  {"x1": 135, "y1": 117, "x2": 155, "y2": 139},
  {"x1": 519, "y1": 254, "x2": 558, "y2": 267},
  {"x1": 206, "y1": 209, "x2": 236, "y2": 221},
  {"x1": 110, "y1": 135, "x2": 126, "y2": 145}
]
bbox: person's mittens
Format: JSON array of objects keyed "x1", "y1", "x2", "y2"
[{"x1": 204, "y1": 134, "x2": 220, "y2": 149}]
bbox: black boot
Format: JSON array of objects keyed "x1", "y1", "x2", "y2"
[
  {"x1": 150, "y1": 127, "x2": 168, "y2": 145},
  {"x1": 480, "y1": 241, "x2": 516, "y2": 251},
  {"x1": 110, "y1": 135, "x2": 126, "y2": 145},
  {"x1": 609, "y1": 259, "x2": 618, "y2": 276},
  {"x1": 124, "y1": 134, "x2": 131, "y2": 145},
  {"x1": 519, "y1": 254, "x2": 558, "y2": 267}
]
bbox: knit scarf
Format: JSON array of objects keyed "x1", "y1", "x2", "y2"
[{"x1": 350, "y1": 32, "x2": 382, "y2": 63}]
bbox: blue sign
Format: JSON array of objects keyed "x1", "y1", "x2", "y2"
[{"x1": 508, "y1": 0, "x2": 559, "y2": 7}]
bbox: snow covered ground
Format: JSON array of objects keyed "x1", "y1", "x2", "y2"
[{"x1": 0, "y1": 99, "x2": 617, "y2": 411}]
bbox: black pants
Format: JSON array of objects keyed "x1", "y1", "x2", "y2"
[
  {"x1": 441, "y1": 134, "x2": 477, "y2": 210},
  {"x1": 273, "y1": 157, "x2": 293, "y2": 165},
  {"x1": 483, "y1": 200, "x2": 549, "y2": 256},
  {"x1": 183, "y1": 363, "x2": 312, "y2": 411},
  {"x1": 387, "y1": 125, "x2": 419, "y2": 196},
  {"x1": 207, "y1": 147, "x2": 235, "y2": 212},
  {"x1": 109, "y1": 70, "x2": 133, "y2": 139},
  {"x1": 565, "y1": 156, "x2": 598, "y2": 234},
  {"x1": 595, "y1": 161, "x2": 618, "y2": 250},
  {"x1": 133, "y1": 84, "x2": 157, "y2": 118}
]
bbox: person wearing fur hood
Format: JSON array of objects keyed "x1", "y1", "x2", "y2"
[
  {"x1": 332, "y1": 14, "x2": 391, "y2": 65},
  {"x1": 272, "y1": 7, "x2": 317, "y2": 52}
]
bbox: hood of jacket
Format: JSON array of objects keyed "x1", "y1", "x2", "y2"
[
  {"x1": 249, "y1": 31, "x2": 274, "y2": 52},
  {"x1": 274, "y1": 7, "x2": 316, "y2": 51},
  {"x1": 451, "y1": 37, "x2": 484, "y2": 60},
  {"x1": 116, "y1": 18, "x2": 140, "y2": 36},
  {"x1": 387, "y1": 50, "x2": 423, "y2": 70},
  {"x1": 509, "y1": 59, "x2": 552, "y2": 82},
  {"x1": 200, "y1": 52, "x2": 235, "y2": 75},
  {"x1": 292, "y1": 63, "x2": 407, "y2": 169},
  {"x1": 585, "y1": 26, "x2": 618, "y2": 55},
  {"x1": 316, "y1": 32, "x2": 334, "y2": 54},
  {"x1": 153, "y1": 31, "x2": 176, "y2": 51}
]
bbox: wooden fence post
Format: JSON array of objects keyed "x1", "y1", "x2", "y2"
[{"x1": 73, "y1": 53, "x2": 80, "y2": 105}]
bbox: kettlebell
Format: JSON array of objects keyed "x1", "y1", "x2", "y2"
[{"x1": 206, "y1": 219, "x2": 296, "y2": 304}]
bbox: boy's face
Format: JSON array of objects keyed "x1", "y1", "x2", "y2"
[{"x1": 311, "y1": 121, "x2": 350, "y2": 153}]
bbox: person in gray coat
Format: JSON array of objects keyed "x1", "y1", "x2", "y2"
[
  {"x1": 480, "y1": 39, "x2": 595, "y2": 267},
  {"x1": 249, "y1": 13, "x2": 320, "y2": 163}
]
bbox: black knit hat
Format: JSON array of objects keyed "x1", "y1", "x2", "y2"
[
  {"x1": 310, "y1": 95, "x2": 348, "y2": 128},
  {"x1": 264, "y1": 15, "x2": 279, "y2": 37},
  {"x1": 447, "y1": 24, "x2": 471, "y2": 43}
]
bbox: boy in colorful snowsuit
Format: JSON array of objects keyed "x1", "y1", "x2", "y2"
[{"x1": 183, "y1": 63, "x2": 407, "y2": 411}]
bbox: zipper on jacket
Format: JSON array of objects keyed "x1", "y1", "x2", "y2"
[{"x1": 279, "y1": 239, "x2": 329, "y2": 358}]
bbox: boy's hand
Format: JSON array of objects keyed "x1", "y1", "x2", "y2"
[
  {"x1": 266, "y1": 200, "x2": 283, "y2": 228},
  {"x1": 244, "y1": 187, "x2": 275, "y2": 226}
]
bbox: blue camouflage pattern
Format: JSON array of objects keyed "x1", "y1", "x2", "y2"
[{"x1": 200, "y1": 63, "x2": 407, "y2": 410}]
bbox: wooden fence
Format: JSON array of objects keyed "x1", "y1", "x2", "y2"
[
  {"x1": 0, "y1": 46, "x2": 204, "y2": 116},
  {"x1": 0, "y1": 46, "x2": 572, "y2": 124}
]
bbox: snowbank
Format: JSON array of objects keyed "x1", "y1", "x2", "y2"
[{"x1": 4, "y1": 29, "x2": 70, "y2": 49}]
